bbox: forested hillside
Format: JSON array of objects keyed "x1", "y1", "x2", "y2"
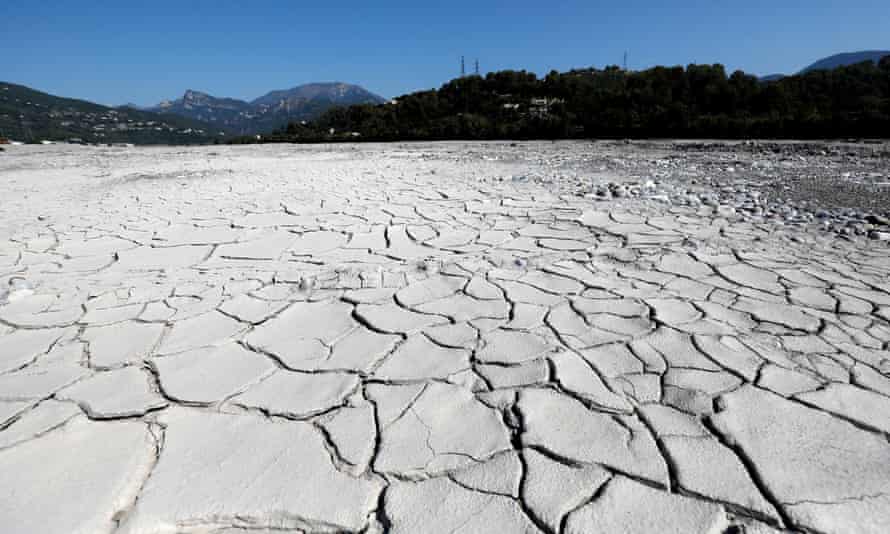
[
  {"x1": 0, "y1": 82, "x2": 221, "y2": 144},
  {"x1": 243, "y1": 56, "x2": 890, "y2": 142}
]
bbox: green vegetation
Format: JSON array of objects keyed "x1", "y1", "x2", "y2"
[
  {"x1": 0, "y1": 82, "x2": 221, "y2": 144},
  {"x1": 238, "y1": 57, "x2": 890, "y2": 143}
]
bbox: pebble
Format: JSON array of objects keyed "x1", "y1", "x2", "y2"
[{"x1": 865, "y1": 214, "x2": 890, "y2": 227}]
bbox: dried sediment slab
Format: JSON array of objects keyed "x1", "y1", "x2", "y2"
[
  {"x1": 117, "y1": 409, "x2": 384, "y2": 533},
  {"x1": 231, "y1": 370, "x2": 359, "y2": 418},
  {"x1": 712, "y1": 386, "x2": 890, "y2": 533},
  {"x1": 0, "y1": 400, "x2": 82, "y2": 449},
  {"x1": 518, "y1": 388, "x2": 668, "y2": 485},
  {"x1": 384, "y1": 476, "x2": 541, "y2": 534},
  {"x1": 157, "y1": 311, "x2": 246, "y2": 354},
  {"x1": 0, "y1": 328, "x2": 67, "y2": 373},
  {"x1": 82, "y1": 321, "x2": 164, "y2": 368},
  {"x1": 0, "y1": 356, "x2": 87, "y2": 401},
  {"x1": 521, "y1": 447, "x2": 612, "y2": 532},
  {"x1": 0, "y1": 416, "x2": 157, "y2": 534},
  {"x1": 1, "y1": 142, "x2": 889, "y2": 533},
  {"x1": 369, "y1": 381, "x2": 512, "y2": 476},
  {"x1": 57, "y1": 366, "x2": 167, "y2": 418},
  {"x1": 373, "y1": 333, "x2": 471, "y2": 380},
  {"x1": 564, "y1": 476, "x2": 730, "y2": 534}
]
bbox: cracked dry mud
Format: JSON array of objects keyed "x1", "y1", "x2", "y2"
[{"x1": 1, "y1": 141, "x2": 889, "y2": 534}]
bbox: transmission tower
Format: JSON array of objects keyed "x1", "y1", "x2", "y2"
[
  {"x1": 475, "y1": 59, "x2": 479, "y2": 76},
  {"x1": 461, "y1": 56, "x2": 465, "y2": 77},
  {"x1": 623, "y1": 51, "x2": 628, "y2": 71}
]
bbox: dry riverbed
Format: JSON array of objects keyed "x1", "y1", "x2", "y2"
[{"x1": 1, "y1": 141, "x2": 889, "y2": 533}]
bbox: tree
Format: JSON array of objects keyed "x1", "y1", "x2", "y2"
[{"x1": 262, "y1": 59, "x2": 890, "y2": 143}]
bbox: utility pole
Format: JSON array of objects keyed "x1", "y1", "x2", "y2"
[
  {"x1": 475, "y1": 59, "x2": 479, "y2": 76},
  {"x1": 623, "y1": 51, "x2": 628, "y2": 71},
  {"x1": 461, "y1": 56, "x2": 466, "y2": 77}
]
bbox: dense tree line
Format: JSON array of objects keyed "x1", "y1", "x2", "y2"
[{"x1": 231, "y1": 56, "x2": 890, "y2": 143}]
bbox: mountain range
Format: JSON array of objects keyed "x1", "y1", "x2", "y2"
[
  {"x1": 761, "y1": 50, "x2": 890, "y2": 81},
  {"x1": 150, "y1": 83, "x2": 386, "y2": 134},
  {"x1": 0, "y1": 81, "x2": 220, "y2": 145},
  {"x1": 2, "y1": 51, "x2": 886, "y2": 144},
  {"x1": 800, "y1": 50, "x2": 890, "y2": 73},
  {"x1": 0, "y1": 81, "x2": 385, "y2": 144}
]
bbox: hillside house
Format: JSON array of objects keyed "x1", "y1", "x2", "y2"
[{"x1": 529, "y1": 97, "x2": 563, "y2": 118}]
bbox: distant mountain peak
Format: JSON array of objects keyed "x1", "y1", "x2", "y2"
[
  {"x1": 149, "y1": 82, "x2": 385, "y2": 134},
  {"x1": 183, "y1": 89, "x2": 206, "y2": 99},
  {"x1": 759, "y1": 74, "x2": 785, "y2": 83},
  {"x1": 250, "y1": 82, "x2": 385, "y2": 108},
  {"x1": 800, "y1": 50, "x2": 890, "y2": 74},
  {"x1": 118, "y1": 102, "x2": 147, "y2": 110}
]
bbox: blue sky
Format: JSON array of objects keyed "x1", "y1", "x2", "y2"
[{"x1": 3, "y1": 1, "x2": 888, "y2": 106}]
